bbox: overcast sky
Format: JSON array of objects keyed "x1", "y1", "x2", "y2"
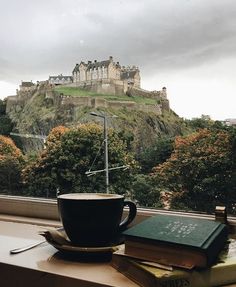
[{"x1": 1, "y1": 0, "x2": 236, "y2": 120}]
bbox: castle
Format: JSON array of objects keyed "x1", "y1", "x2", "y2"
[
  {"x1": 7, "y1": 56, "x2": 169, "y2": 116},
  {"x1": 72, "y1": 56, "x2": 140, "y2": 92},
  {"x1": 49, "y1": 56, "x2": 141, "y2": 96}
]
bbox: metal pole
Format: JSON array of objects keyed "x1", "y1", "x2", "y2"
[
  {"x1": 104, "y1": 115, "x2": 109, "y2": 193},
  {"x1": 89, "y1": 112, "x2": 119, "y2": 193}
]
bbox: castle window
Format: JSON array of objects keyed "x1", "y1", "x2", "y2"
[
  {"x1": 93, "y1": 68, "x2": 97, "y2": 79},
  {"x1": 98, "y1": 67, "x2": 102, "y2": 79},
  {"x1": 103, "y1": 67, "x2": 107, "y2": 78}
]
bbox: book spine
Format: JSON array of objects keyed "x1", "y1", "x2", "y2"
[
  {"x1": 111, "y1": 254, "x2": 194, "y2": 287},
  {"x1": 111, "y1": 256, "x2": 156, "y2": 287},
  {"x1": 125, "y1": 241, "x2": 205, "y2": 269},
  {"x1": 203, "y1": 225, "x2": 228, "y2": 265}
]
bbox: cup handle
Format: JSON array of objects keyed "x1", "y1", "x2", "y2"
[{"x1": 119, "y1": 200, "x2": 137, "y2": 232}]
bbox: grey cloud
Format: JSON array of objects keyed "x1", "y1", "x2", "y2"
[
  {"x1": 1, "y1": 0, "x2": 236, "y2": 83},
  {"x1": 112, "y1": 1, "x2": 236, "y2": 73}
]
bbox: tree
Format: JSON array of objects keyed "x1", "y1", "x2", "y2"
[
  {"x1": 0, "y1": 135, "x2": 22, "y2": 159},
  {"x1": 130, "y1": 174, "x2": 162, "y2": 208},
  {"x1": 137, "y1": 136, "x2": 174, "y2": 173},
  {"x1": 0, "y1": 136, "x2": 23, "y2": 194},
  {"x1": 23, "y1": 123, "x2": 137, "y2": 197},
  {"x1": 186, "y1": 115, "x2": 225, "y2": 132},
  {"x1": 0, "y1": 99, "x2": 13, "y2": 135},
  {"x1": 152, "y1": 127, "x2": 236, "y2": 214},
  {"x1": 0, "y1": 99, "x2": 6, "y2": 115},
  {"x1": 22, "y1": 126, "x2": 70, "y2": 197},
  {"x1": 186, "y1": 115, "x2": 214, "y2": 130}
]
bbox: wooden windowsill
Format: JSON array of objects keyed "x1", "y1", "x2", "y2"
[{"x1": 0, "y1": 219, "x2": 139, "y2": 287}]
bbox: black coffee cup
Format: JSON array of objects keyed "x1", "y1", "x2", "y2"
[{"x1": 57, "y1": 193, "x2": 137, "y2": 247}]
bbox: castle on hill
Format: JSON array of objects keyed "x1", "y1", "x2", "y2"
[
  {"x1": 72, "y1": 56, "x2": 140, "y2": 91},
  {"x1": 7, "y1": 56, "x2": 169, "y2": 116},
  {"x1": 49, "y1": 56, "x2": 141, "y2": 95}
]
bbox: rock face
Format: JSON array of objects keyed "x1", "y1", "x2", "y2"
[{"x1": 6, "y1": 83, "x2": 188, "y2": 153}]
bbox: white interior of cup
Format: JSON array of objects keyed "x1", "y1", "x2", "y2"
[{"x1": 57, "y1": 193, "x2": 124, "y2": 200}]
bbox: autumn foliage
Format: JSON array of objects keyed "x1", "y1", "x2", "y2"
[
  {"x1": 152, "y1": 128, "x2": 236, "y2": 213},
  {"x1": 23, "y1": 123, "x2": 137, "y2": 197},
  {"x1": 0, "y1": 135, "x2": 22, "y2": 159},
  {"x1": 0, "y1": 136, "x2": 23, "y2": 193}
]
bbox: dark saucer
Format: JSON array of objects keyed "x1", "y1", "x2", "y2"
[{"x1": 40, "y1": 228, "x2": 124, "y2": 256}]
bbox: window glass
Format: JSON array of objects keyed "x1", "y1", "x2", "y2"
[{"x1": 0, "y1": 1, "x2": 235, "y2": 217}]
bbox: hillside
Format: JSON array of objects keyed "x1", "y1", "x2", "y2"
[{"x1": 6, "y1": 85, "x2": 191, "y2": 153}]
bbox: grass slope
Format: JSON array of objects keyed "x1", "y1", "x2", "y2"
[{"x1": 54, "y1": 86, "x2": 157, "y2": 105}]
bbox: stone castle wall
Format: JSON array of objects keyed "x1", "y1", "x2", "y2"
[
  {"x1": 107, "y1": 100, "x2": 136, "y2": 110},
  {"x1": 61, "y1": 95, "x2": 91, "y2": 106},
  {"x1": 91, "y1": 98, "x2": 107, "y2": 108},
  {"x1": 60, "y1": 95, "x2": 162, "y2": 114},
  {"x1": 6, "y1": 92, "x2": 164, "y2": 116},
  {"x1": 5, "y1": 96, "x2": 18, "y2": 113},
  {"x1": 6, "y1": 80, "x2": 167, "y2": 116},
  {"x1": 66, "y1": 79, "x2": 125, "y2": 96},
  {"x1": 161, "y1": 99, "x2": 170, "y2": 112},
  {"x1": 127, "y1": 86, "x2": 167, "y2": 100},
  {"x1": 127, "y1": 87, "x2": 154, "y2": 98}
]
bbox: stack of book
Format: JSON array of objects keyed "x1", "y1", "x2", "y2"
[
  {"x1": 112, "y1": 239, "x2": 236, "y2": 287},
  {"x1": 111, "y1": 214, "x2": 235, "y2": 287},
  {"x1": 121, "y1": 214, "x2": 228, "y2": 269}
]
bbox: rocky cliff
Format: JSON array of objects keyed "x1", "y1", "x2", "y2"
[{"x1": 6, "y1": 83, "x2": 190, "y2": 153}]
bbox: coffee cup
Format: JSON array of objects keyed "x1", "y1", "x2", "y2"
[{"x1": 57, "y1": 193, "x2": 137, "y2": 247}]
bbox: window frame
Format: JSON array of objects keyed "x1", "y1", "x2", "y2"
[{"x1": 0, "y1": 195, "x2": 235, "y2": 234}]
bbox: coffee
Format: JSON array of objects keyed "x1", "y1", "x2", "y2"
[
  {"x1": 57, "y1": 193, "x2": 136, "y2": 247},
  {"x1": 59, "y1": 193, "x2": 123, "y2": 200}
]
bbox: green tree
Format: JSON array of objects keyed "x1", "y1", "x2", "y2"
[
  {"x1": 152, "y1": 127, "x2": 236, "y2": 214},
  {"x1": 0, "y1": 99, "x2": 13, "y2": 135},
  {"x1": 0, "y1": 99, "x2": 6, "y2": 115},
  {"x1": 137, "y1": 137, "x2": 174, "y2": 173},
  {"x1": 23, "y1": 123, "x2": 137, "y2": 197},
  {"x1": 131, "y1": 174, "x2": 162, "y2": 208},
  {"x1": 186, "y1": 114, "x2": 224, "y2": 131},
  {"x1": 0, "y1": 115, "x2": 14, "y2": 135},
  {"x1": 186, "y1": 114, "x2": 213, "y2": 130}
]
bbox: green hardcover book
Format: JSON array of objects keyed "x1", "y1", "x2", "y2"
[
  {"x1": 111, "y1": 239, "x2": 236, "y2": 287},
  {"x1": 123, "y1": 214, "x2": 228, "y2": 268}
]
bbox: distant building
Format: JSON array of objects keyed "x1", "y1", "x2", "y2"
[
  {"x1": 48, "y1": 74, "x2": 73, "y2": 85},
  {"x1": 224, "y1": 118, "x2": 236, "y2": 126},
  {"x1": 72, "y1": 56, "x2": 141, "y2": 90}
]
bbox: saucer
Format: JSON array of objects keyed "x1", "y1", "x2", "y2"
[{"x1": 40, "y1": 228, "x2": 123, "y2": 255}]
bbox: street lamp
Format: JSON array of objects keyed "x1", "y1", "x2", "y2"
[
  {"x1": 86, "y1": 111, "x2": 129, "y2": 193},
  {"x1": 89, "y1": 112, "x2": 111, "y2": 193}
]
